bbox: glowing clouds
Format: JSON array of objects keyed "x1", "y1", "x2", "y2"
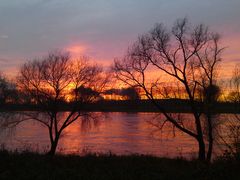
[{"x1": 65, "y1": 45, "x2": 87, "y2": 57}]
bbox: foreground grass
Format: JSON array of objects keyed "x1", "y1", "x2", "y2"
[{"x1": 0, "y1": 151, "x2": 240, "y2": 180}]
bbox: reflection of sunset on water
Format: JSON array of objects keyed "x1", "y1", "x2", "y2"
[{"x1": 0, "y1": 112, "x2": 217, "y2": 158}]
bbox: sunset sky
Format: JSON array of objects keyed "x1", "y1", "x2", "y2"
[{"x1": 0, "y1": 0, "x2": 239, "y2": 78}]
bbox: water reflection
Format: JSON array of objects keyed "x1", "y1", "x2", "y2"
[{"x1": 0, "y1": 112, "x2": 234, "y2": 158}]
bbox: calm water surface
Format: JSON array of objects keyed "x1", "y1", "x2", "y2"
[{"x1": 0, "y1": 112, "x2": 230, "y2": 158}]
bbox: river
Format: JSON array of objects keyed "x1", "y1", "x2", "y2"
[{"x1": 0, "y1": 112, "x2": 235, "y2": 158}]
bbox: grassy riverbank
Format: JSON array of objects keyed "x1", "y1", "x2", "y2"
[{"x1": 0, "y1": 150, "x2": 239, "y2": 180}]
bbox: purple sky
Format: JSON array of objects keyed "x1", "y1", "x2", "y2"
[{"x1": 0, "y1": 0, "x2": 240, "y2": 77}]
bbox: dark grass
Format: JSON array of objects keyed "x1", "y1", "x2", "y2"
[{"x1": 0, "y1": 150, "x2": 240, "y2": 180}]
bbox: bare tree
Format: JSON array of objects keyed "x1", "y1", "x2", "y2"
[
  {"x1": 229, "y1": 64, "x2": 240, "y2": 106},
  {"x1": 113, "y1": 18, "x2": 223, "y2": 161},
  {"x1": 202, "y1": 84, "x2": 220, "y2": 160},
  {"x1": 17, "y1": 52, "x2": 107, "y2": 156},
  {"x1": 0, "y1": 73, "x2": 20, "y2": 137},
  {"x1": 193, "y1": 33, "x2": 223, "y2": 160},
  {"x1": 0, "y1": 72, "x2": 12, "y2": 105},
  {"x1": 221, "y1": 64, "x2": 240, "y2": 157},
  {"x1": 0, "y1": 73, "x2": 7, "y2": 109}
]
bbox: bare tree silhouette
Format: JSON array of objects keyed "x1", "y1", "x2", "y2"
[
  {"x1": 113, "y1": 18, "x2": 223, "y2": 161},
  {"x1": 0, "y1": 73, "x2": 20, "y2": 135},
  {"x1": 222, "y1": 64, "x2": 240, "y2": 157},
  {"x1": 17, "y1": 51, "x2": 107, "y2": 156},
  {"x1": 0, "y1": 72, "x2": 17, "y2": 105}
]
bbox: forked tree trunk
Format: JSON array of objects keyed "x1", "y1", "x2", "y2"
[{"x1": 47, "y1": 136, "x2": 60, "y2": 157}]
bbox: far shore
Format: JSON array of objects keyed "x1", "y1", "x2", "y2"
[{"x1": 0, "y1": 99, "x2": 239, "y2": 113}]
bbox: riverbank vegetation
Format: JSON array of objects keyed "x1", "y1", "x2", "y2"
[{"x1": 0, "y1": 150, "x2": 239, "y2": 180}]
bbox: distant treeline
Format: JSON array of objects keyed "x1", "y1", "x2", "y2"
[{"x1": 0, "y1": 99, "x2": 239, "y2": 113}]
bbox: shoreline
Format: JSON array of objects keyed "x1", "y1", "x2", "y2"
[{"x1": 0, "y1": 100, "x2": 239, "y2": 113}]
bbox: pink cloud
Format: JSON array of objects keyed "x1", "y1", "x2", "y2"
[{"x1": 65, "y1": 44, "x2": 88, "y2": 57}]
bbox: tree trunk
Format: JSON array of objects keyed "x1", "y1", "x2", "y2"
[
  {"x1": 198, "y1": 136, "x2": 206, "y2": 160},
  {"x1": 207, "y1": 113, "x2": 213, "y2": 161},
  {"x1": 47, "y1": 136, "x2": 59, "y2": 157},
  {"x1": 194, "y1": 114, "x2": 206, "y2": 161}
]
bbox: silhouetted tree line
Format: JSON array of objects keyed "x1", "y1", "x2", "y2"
[
  {"x1": 0, "y1": 75, "x2": 140, "y2": 107},
  {"x1": 104, "y1": 87, "x2": 140, "y2": 100},
  {"x1": 0, "y1": 73, "x2": 19, "y2": 105}
]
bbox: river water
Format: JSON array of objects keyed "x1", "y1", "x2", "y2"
[{"x1": 0, "y1": 112, "x2": 234, "y2": 158}]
